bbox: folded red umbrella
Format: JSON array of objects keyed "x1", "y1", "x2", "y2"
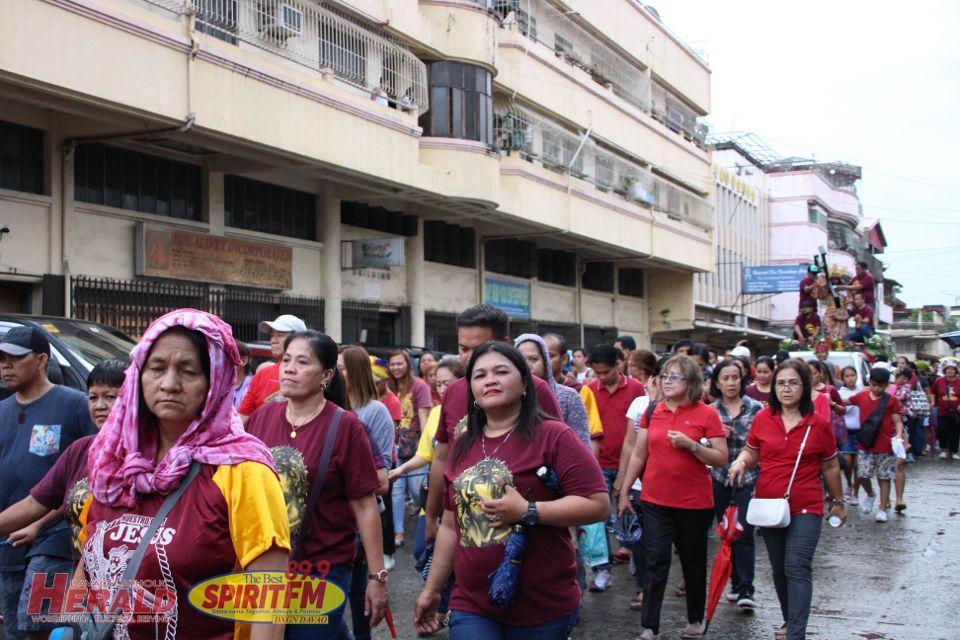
[
  {"x1": 384, "y1": 607, "x2": 397, "y2": 638},
  {"x1": 705, "y1": 502, "x2": 744, "y2": 628}
]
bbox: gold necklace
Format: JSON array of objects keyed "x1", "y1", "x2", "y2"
[{"x1": 287, "y1": 402, "x2": 324, "y2": 439}]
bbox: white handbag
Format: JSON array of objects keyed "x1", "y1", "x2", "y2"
[{"x1": 746, "y1": 425, "x2": 812, "y2": 528}]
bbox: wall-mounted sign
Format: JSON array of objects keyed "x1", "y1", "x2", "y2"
[
  {"x1": 135, "y1": 223, "x2": 292, "y2": 290},
  {"x1": 484, "y1": 277, "x2": 530, "y2": 319},
  {"x1": 742, "y1": 265, "x2": 809, "y2": 294},
  {"x1": 341, "y1": 238, "x2": 405, "y2": 269}
]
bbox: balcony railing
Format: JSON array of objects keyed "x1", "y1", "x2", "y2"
[
  {"x1": 494, "y1": 106, "x2": 713, "y2": 230},
  {"x1": 141, "y1": 0, "x2": 429, "y2": 112},
  {"x1": 493, "y1": 0, "x2": 708, "y2": 149}
]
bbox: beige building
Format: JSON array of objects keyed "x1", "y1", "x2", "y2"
[{"x1": 0, "y1": 0, "x2": 714, "y2": 351}]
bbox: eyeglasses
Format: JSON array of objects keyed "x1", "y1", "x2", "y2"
[
  {"x1": 661, "y1": 374, "x2": 685, "y2": 384},
  {"x1": 774, "y1": 380, "x2": 803, "y2": 389}
]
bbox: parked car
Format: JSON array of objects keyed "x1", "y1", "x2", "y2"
[
  {"x1": 0, "y1": 315, "x2": 136, "y2": 394},
  {"x1": 789, "y1": 350, "x2": 872, "y2": 387}
]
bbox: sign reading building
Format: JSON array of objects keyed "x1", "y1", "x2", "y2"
[
  {"x1": 341, "y1": 238, "x2": 406, "y2": 269},
  {"x1": 484, "y1": 277, "x2": 530, "y2": 319},
  {"x1": 742, "y1": 265, "x2": 809, "y2": 294},
  {"x1": 136, "y1": 223, "x2": 293, "y2": 290}
]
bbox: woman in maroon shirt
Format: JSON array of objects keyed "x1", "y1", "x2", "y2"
[
  {"x1": 745, "y1": 356, "x2": 774, "y2": 405},
  {"x1": 729, "y1": 359, "x2": 846, "y2": 640},
  {"x1": 246, "y1": 332, "x2": 388, "y2": 640},
  {"x1": 413, "y1": 342, "x2": 608, "y2": 639},
  {"x1": 929, "y1": 360, "x2": 960, "y2": 458},
  {"x1": 618, "y1": 355, "x2": 728, "y2": 640}
]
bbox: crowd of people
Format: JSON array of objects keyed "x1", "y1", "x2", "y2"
[{"x1": 0, "y1": 301, "x2": 956, "y2": 640}]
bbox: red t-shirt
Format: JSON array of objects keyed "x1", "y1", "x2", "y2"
[
  {"x1": 82, "y1": 461, "x2": 289, "y2": 640},
  {"x1": 746, "y1": 409, "x2": 838, "y2": 516},
  {"x1": 382, "y1": 391, "x2": 402, "y2": 423},
  {"x1": 930, "y1": 377, "x2": 960, "y2": 415},
  {"x1": 812, "y1": 386, "x2": 842, "y2": 427},
  {"x1": 31, "y1": 435, "x2": 94, "y2": 558},
  {"x1": 436, "y1": 377, "x2": 561, "y2": 445},
  {"x1": 247, "y1": 401, "x2": 381, "y2": 566},
  {"x1": 589, "y1": 375, "x2": 646, "y2": 470},
  {"x1": 442, "y1": 420, "x2": 606, "y2": 625},
  {"x1": 799, "y1": 276, "x2": 817, "y2": 307},
  {"x1": 851, "y1": 272, "x2": 876, "y2": 306},
  {"x1": 639, "y1": 402, "x2": 725, "y2": 509},
  {"x1": 562, "y1": 377, "x2": 583, "y2": 392},
  {"x1": 848, "y1": 391, "x2": 901, "y2": 454},
  {"x1": 237, "y1": 362, "x2": 283, "y2": 416},
  {"x1": 794, "y1": 312, "x2": 821, "y2": 338},
  {"x1": 851, "y1": 303, "x2": 874, "y2": 327}
]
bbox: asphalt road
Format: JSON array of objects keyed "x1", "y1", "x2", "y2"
[{"x1": 369, "y1": 456, "x2": 960, "y2": 640}]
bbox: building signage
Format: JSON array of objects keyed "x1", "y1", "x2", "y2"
[
  {"x1": 484, "y1": 277, "x2": 530, "y2": 318},
  {"x1": 742, "y1": 265, "x2": 810, "y2": 294},
  {"x1": 342, "y1": 238, "x2": 405, "y2": 269},
  {"x1": 135, "y1": 223, "x2": 293, "y2": 290}
]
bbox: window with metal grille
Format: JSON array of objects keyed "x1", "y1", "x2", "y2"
[
  {"x1": 424, "y1": 220, "x2": 475, "y2": 268},
  {"x1": 223, "y1": 175, "x2": 316, "y2": 240},
  {"x1": 582, "y1": 262, "x2": 614, "y2": 292},
  {"x1": 195, "y1": 0, "x2": 238, "y2": 44},
  {"x1": 0, "y1": 120, "x2": 43, "y2": 195},
  {"x1": 619, "y1": 268, "x2": 645, "y2": 298},
  {"x1": 485, "y1": 239, "x2": 535, "y2": 278},
  {"x1": 74, "y1": 144, "x2": 201, "y2": 220},
  {"x1": 419, "y1": 62, "x2": 493, "y2": 145},
  {"x1": 537, "y1": 249, "x2": 576, "y2": 287},
  {"x1": 319, "y1": 21, "x2": 366, "y2": 85}
]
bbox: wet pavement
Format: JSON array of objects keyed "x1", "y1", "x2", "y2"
[{"x1": 370, "y1": 456, "x2": 960, "y2": 640}]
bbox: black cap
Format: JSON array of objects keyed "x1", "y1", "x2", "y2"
[{"x1": 0, "y1": 326, "x2": 51, "y2": 357}]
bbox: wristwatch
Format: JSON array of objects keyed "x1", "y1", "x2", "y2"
[
  {"x1": 520, "y1": 501, "x2": 539, "y2": 527},
  {"x1": 829, "y1": 498, "x2": 846, "y2": 506},
  {"x1": 368, "y1": 569, "x2": 389, "y2": 584}
]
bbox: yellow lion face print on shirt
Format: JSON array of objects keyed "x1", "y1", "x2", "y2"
[
  {"x1": 270, "y1": 446, "x2": 309, "y2": 536},
  {"x1": 453, "y1": 457, "x2": 514, "y2": 548}
]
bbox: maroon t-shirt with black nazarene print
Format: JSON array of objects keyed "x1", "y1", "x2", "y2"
[
  {"x1": 247, "y1": 401, "x2": 381, "y2": 567},
  {"x1": 31, "y1": 435, "x2": 95, "y2": 559},
  {"x1": 442, "y1": 420, "x2": 606, "y2": 625},
  {"x1": 81, "y1": 461, "x2": 290, "y2": 640}
]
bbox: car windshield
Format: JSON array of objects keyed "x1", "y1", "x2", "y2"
[{"x1": 36, "y1": 319, "x2": 135, "y2": 369}]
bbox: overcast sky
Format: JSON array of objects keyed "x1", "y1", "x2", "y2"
[{"x1": 656, "y1": 0, "x2": 960, "y2": 308}]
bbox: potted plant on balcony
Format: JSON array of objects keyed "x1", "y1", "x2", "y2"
[{"x1": 615, "y1": 175, "x2": 636, "y2": 197}]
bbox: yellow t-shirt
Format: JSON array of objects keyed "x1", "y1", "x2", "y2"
[
  {"x1": 416, "y1": 405, "x2": 442, "y2": 462},
  {"x1": 580, "y1": 385, "x2": 604, "y2": 439}
]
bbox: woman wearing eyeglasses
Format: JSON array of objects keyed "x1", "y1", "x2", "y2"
[
  {"x1": 728, "y1": 359, "x2": 845, "y2": 640},
  {"x1": 618, "y1": 355, "x2": 728, "y2": 640}
]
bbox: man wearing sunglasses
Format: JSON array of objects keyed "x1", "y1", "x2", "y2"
[{"x1": 0, "y1": 327, "x2": 95, "y2": 640}]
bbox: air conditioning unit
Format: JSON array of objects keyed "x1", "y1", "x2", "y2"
[
  {"x1": 629, "y1": 182, "x2": 656, "y2": 205},
  {"x1": 259, "y1": 2, "x2": 304, "y2": 39}
]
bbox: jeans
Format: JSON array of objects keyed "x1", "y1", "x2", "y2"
[
  {"x1": 391, "y1": 465, "x2": 428, "y2": 537},
  {"x1": 286, "y1": 564, "x2": 352, "y2": 640},
  {"x1": 712, "y1": 478, "x2": 756, "y2": 596},
  {"x1": 0, "y1": 554, "x2": 75, "y2": 638},
  {"x1": 640, "y1": 501, "x2": 713, "y2": 633},
  {"x1": 594, "y1": 467, "x2": 619, "y2": 573},
  {"x1": 843, "y1": 323, "x2": 874, "y2": 342},
  {"x1": 448, "y1": 604, "x2": 580, "y2": 640},
  {"x1": 761, "y1": 514, "x2": 822, "y2": 640},
  {"x1": 907, "y1": 417, "x2": 924, "y2": 457}
]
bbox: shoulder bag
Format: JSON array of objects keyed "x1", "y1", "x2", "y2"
[
  {"x1": 291, "y1": 406, "x2": 344, "y2": 560},
  {"x1": 58, "y1": 460, "x2": 203, "y2": 640},
  {"x1": 856, "y1": 393, "x2": 890, "y2": 449},
  {"x1": 746, "y1": 424, "x2": 812, "y2": 529}
]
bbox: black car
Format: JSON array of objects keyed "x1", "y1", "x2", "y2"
[{"x1": 0, "y1": 315, "x2": 136, "y2": 394}]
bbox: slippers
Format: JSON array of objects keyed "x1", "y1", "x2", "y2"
[
  {"x1": 612, "y1": 548, "x2": 632, "y2": 564},
  {"x1": 775, "y1": 623, "x2": 787, "y2": 640},
  {"x1": 895, "y1": 502, "x2": 907, "y2": 513},
  {"x1": 629, "y1": 591, "x2": 643, "y2": 610},
  {"x1": 675, "y1": 581, "x2": 687, "y2": 598}
]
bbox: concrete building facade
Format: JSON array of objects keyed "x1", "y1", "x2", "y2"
[{"x1": 0, "y1": 0, "x2": 714, "y2": 350}]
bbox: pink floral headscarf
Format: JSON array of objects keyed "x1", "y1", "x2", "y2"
[{"x1": 88, "y1": 309, "x2": 276, "y2": 508}]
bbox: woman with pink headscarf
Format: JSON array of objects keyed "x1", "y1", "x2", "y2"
[{"x1": 81, "y1": 309, "x2": 290, "y2": 640}]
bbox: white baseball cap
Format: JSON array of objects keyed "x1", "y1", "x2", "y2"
[
  {"x1": 259, "y1": 314, "x2": 307, "y2": 334},
  {"x1": 730, "y1": 346, "x2": 751, "y2": 359}
]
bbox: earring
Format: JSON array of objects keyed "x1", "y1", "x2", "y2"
[
  {"x1": 321, "y1": 382, "x2": 327, "y2": 392},
  {"x1": 473, "y1": 400, "x2": 481, "y2": 409}
]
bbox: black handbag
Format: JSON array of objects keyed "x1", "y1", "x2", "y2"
[{"x1": 856, "y1": 394, "x2": 890, "y2": 449}]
